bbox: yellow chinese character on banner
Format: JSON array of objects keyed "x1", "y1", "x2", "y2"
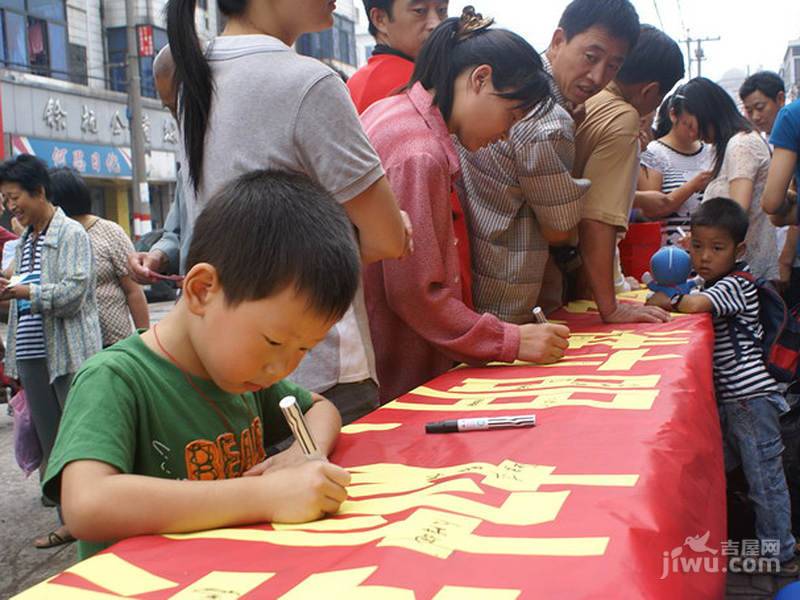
[
  {"x1": 568, "y1": 330, "x2": 690, "y2": 350},
  {"x1": 388, "y1": 374, "x2": 660, "y2": 412},
  {"x1": 167, "y1": 461, "x2": 638, "y2": 560}
]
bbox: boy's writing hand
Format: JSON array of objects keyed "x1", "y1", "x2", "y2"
[
  {"x1": 517, "y1": 323, "x2": 570, "y2": 364},
  {"x1": 264, "y1": 460, "x2": 351, "y2": 523}
]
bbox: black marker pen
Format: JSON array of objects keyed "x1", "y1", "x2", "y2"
[{"x1": 425, "y1": 414, "x2": 536, "y2": 434}]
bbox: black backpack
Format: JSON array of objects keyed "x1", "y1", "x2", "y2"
[{"x1": 727, "y1": 271, "x2": 800, "y2": 384}]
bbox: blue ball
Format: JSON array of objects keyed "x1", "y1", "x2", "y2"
[{"x1": 650, "y1": 246, "x2": 692, "y2": 286}]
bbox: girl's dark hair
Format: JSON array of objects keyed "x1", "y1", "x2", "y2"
[
  {"x1": 677, "y1": 77, "x2": 752, "y2": 178},
  {"x1": 166, "y1": 0, "x2": 247, "y2": 192},
  {"x1": 49, "y1": 167, "x2": 92, "y2": 217},
  {"x1": 0, "y1": 154, "x2": 51, "y2": 199},
  {"x1": 409, "y1": 11, "x2": 554, "y2": 124},
  {"x1": 186, "y1": 170, "x2": 360, "y2": 320},
  {"x1": 654, "y1": 94, "x2": 673, "y2": 139}
]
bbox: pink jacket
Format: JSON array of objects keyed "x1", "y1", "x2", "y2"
[{"x1": 361, "y1": 83, "x2": 520, "y2": 403}]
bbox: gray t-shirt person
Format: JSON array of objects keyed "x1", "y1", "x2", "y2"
[{"x1": 179, "y1": 35, "x2": 385, "y2": 393}]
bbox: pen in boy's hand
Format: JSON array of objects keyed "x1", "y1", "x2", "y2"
[
  {"x1": 279, "y1": 396, "x2": 323, "y2": 460},
  {"x1": 532, "y1": 306, "x2": 547, "y2": 324}
]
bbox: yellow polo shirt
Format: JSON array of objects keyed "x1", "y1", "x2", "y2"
[{"x1": 573, "y1": 82, "x2": 641, "y2": 231}]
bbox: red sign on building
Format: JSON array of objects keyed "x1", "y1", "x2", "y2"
[{"x1": 137, "y1": 25, "x2": 154, "y2": 57}]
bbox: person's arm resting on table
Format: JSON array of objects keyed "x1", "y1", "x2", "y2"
[
  {"x1": 577, "y1": 115, "x2": 669, "y2": 324},
  {"x1": 646, "y1": 290, "x2": 713, "y2": 313}
]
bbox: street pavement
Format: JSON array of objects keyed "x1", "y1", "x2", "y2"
[
  {"x1": 0, "y1": 301, "x2": 172, "y2": 600},
  {"x1": 0, "y1": 300, "x2": 797, "y2": 598}
]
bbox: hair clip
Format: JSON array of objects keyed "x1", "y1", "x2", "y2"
[{"x1": 457, "y1": 6, "x2": 494, "y2": 40}]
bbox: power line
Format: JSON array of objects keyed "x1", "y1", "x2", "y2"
[
  {"x1": 674, "y1": 0, "x2": 687, "y2": 35},
  {"x1": 652, "y1": 0, "x2": 665, "y2": 31}
]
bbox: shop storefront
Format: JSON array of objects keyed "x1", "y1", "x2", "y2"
[{"x1": 0, "y1": 74, "x2": 178, "y2": 238}]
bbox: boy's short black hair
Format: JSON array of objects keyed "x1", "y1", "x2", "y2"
[
  {"x1": 0, "y1": 154, "x2": 51, "y2": 198},
  {"x1": 363, "y1": 0, "x2": 394, "y2": 37},
  {"x1": 691, "y1": 197, "x2": 749, "y2": 245},
  {"x1": 616, "y1": 25, "x2": 684, "y2": 94},
  {"x1": 739, "y1": 71, "x2": 785, "y2": 102},
  {"x1": 49, "y1": 167, "x2": 92, "y2": 217},
  {"x1": 558, "y1": 0, "x2": 640, "y2": 50},
  {"x1": 185, "y1": 170, "x2": 360, "y2": 321}
]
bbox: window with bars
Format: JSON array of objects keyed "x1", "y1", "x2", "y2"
[{"x1": 0, "y1": 0, "x2": 68, "y2": 80}]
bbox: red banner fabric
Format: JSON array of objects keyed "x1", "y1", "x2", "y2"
[{"x1": 15, "y1": 306, "x2": 726, "y2": 600}]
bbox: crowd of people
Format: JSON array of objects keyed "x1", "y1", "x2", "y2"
[{"x1": 3, "y1": 0, "x2": 800, "y2": 579}]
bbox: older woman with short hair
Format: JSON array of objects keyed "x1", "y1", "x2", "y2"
[{"x1": 0, "y1": 154, "x2": 101, "y2": 548}]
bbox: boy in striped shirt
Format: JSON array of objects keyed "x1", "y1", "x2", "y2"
[{"x1": 648, "y1": 196, "x2": 797, "y2": 572}]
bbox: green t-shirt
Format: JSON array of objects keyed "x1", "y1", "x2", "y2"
[{"x1": 43, "y1": 333, "x2": 313, "y2": 558}]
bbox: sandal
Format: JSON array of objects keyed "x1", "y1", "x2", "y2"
[{"x1": 34, "y1": 529, "x2": 75, "y2": 549}]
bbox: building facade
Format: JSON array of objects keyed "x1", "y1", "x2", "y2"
[
  {"x1": 0, "y1": 0, "x2": 217, "y2": 236},
  {"x1": 296, "y1": 0, "x2": 360, "y2": 77},
  {"x1": 780, "y1": 39, "x2": 800, "y2": 103}
]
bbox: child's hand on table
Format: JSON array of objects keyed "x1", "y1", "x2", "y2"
[{"x1": 645, "y1": 291, "x2": 672, "y2": 311}]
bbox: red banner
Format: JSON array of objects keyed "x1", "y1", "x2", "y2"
[{"x1": 15, "y1": 301, "x2": 726, "y2": 599}]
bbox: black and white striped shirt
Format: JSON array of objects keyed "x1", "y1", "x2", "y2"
[
  {"x1": 15, "y1": 232, "x2": 45, "y2": 360},
  {"x1": 700, "y1": 265, "x2": 779, "y2": 403}
]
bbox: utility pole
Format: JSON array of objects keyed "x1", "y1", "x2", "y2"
[
  {"x1": 680, "y1": 33, "x2": 721, "y2": 79},
  {"x1": 684, "y1": 35, "x2": 693, "y2": 78},
  {"x1": 125, "y1": 0, "x2": 150, "y2": 239}
]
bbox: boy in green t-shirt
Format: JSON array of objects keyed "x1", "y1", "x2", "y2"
[{"x1": 43, "y1": 171, "x2": 360, "y2": 558}]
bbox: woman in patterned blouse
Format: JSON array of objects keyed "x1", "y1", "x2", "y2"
[{"x1": 50, "y1": 168, "x2": 149, "y2": 347}]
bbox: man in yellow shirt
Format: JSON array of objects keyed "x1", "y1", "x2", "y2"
[{"x1": 574, "y1": 25, "x2": 684, "y2": 323}]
